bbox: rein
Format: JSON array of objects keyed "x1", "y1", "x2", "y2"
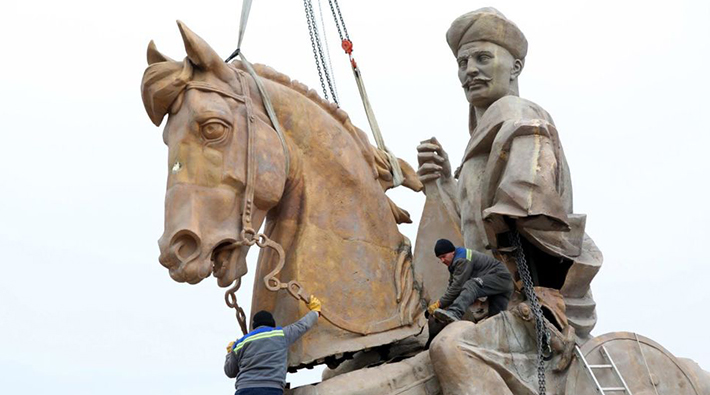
[{"x1": 185, "y1": 71, "x2": 315, "y2": 336}]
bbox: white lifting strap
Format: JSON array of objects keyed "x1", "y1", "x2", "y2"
[
  {"x1": 236, "y1": 0, "x2": 252, "y2": 51},
  {"x1": 226, "y1": 0, "x2": 290, "y2": 176},
  {"x1": 352, "y1": 66, "x2": 404, "y2": 187},
  {"x1": 239, "y1": 53, "x2": 290, "y2": 176}
]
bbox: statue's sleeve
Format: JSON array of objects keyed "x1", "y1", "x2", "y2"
[{"x1": 482, "y1": 120, "x2": 571, "y2": 239}]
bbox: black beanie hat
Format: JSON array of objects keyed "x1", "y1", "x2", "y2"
[
  {"x1": 253, "y1": 310, "x2": 276, "y2": 328},
  {"x1": 434, "y1": 239, "x2": 455, "y2": 257}
]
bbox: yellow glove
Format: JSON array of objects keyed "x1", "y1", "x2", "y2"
[
  {"x1": 427, "y1": 300, "x2": 440, "y2": 315},
  {"x1": 307, "y1": 295, "x2": 322, "y2": 312},
  {"x1": 226, "y1": 341, "x2": 235, "y2": 354}
]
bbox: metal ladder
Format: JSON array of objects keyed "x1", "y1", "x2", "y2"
[{"x1": 575, "y1": 345, "x2": 633, "y2": 394}]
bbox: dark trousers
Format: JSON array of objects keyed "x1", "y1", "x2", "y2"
[
  {"x1": 448, "y1": 272, "x2": 514, "y2": 318},
  {"x1": 236, "y1": 388, "x2": 283, "y2": 395}
]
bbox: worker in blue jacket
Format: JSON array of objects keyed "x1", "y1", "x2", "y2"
[
  {"x1": 224, "y1": 296, "x2": 321, "y2": 395},
  {"x1": 428, "y1": 239, "x2": 513, "y2": 323}
]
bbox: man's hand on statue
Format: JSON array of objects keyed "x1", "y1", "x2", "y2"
[
  {"x1": 427, "y1": 300, "x2": 441, "y2": 315},
  {"x1": 307, "y1": 295, "x2": 322, "y2": 315},
  {"x1": 416, "y1": 137, "x2": 452, "y2": 182},
  {"x1": 226, "y1": 341, "x2": 235, "y2": 354}
]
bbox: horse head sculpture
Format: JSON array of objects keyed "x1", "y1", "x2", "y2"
[
  {"x1": 142, "y1": 23, "x2": 288, "y2": 288},
  {"x1": 141, "y1": 21, "x2": 426, "y2": 368}
]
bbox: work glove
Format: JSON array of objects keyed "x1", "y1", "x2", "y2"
[
  {"x1": 427, "y1": 300, "x2": 440, "y2": 315},
  {"x1": 226, "y1": 341, "x2": 235, "y2": 354},
  {"x1": 307, "y1": 295, "x2": 322, "y2": 313}
]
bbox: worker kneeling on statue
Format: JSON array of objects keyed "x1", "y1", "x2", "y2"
[
  {"x1": 428, "y1": 239, "x2": 513, "y2": 324},
  {"x1": 224, "y1": 296, "x2": 322, "y2": 395}
]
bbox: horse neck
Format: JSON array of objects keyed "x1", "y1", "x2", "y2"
[{"x1": 258, "y1": 78, "x2": 403, "y2": 248}]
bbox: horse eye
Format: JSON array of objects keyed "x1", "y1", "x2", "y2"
[{"x1": 201, "y1": 120, "x2": 229, "y2": 142}]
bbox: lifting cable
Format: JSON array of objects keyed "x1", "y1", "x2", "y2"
[
  {"x1": 303, "y1": 0, "x2": 338, "y2": 104},
  {"x1": 228, "y1": 0, "x2": 403, "y2": 187},
  {"x1": 317, "y1": 0, "x2": 339, "y2": 103},
  {"x1": 324, "y1": 0, "x2": 404, "y2": 186}
]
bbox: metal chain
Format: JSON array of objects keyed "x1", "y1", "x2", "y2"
[
  {"x1": 225, "y1": 278, "x2": 248, "y2": 335},
  {"x1": 308, "y1": 0, "x2": 338, "y2": 104},
  {"x1": 317, "y1": 0, "x2": 339, "y2": 103},
  {"x1": 304, "y1": 0, "x2": 338, "y2": 104},
  {"x1": 327, "y1": 0, "x2": 344, "y2": 41},
  {"x1": 509, "y1": 230, "x2": 551, "y2": 395},
  {"x1": 328, "y1": 0, "x2": 349, "y2": 41},
  {"x1": 303, "y1": 0, "x2": 328, "y2": 101}
]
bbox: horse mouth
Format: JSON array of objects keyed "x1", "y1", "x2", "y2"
[
  {"x1": 159, "y1": 229, "x2": 246, "y2": 286},
  {"x1": 160, "y1": 232, "x2": 238, "y2": 284},
  {"x1": 211, "y1": 239, "x2": 250, "y2": 287},
  {"x1": 211, "y1": 241, "x2": 237, "y2": 278}
]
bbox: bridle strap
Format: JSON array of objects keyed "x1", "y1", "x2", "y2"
[
  {"x1": 186, "y1": 81, "x2": 247, "y2": 103},
  {"x1": 238, "y1": 53, "x2": 290, "y2": 177},
  {"x1": 184, "y1": 75, "x2": 261, "y2": 335}
]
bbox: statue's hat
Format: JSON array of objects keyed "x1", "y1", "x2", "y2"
[{"x1": 446, "y1": 7, "x2": 528, "y2": 60}]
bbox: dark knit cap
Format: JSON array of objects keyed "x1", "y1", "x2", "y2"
[
  {"x1": 434, "y1": 239, "x2": 456, "y2": 257},
  {"x1": 253, "y1": 310, "x2": 276, "y2": 328}
]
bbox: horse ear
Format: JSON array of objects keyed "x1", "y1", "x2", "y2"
[
  {"x1": 147, "y1": 40, "x2": 175, "y2": 65},
  {"x1": 177, "y1": 20, "x2": 232, "y2": 78}
]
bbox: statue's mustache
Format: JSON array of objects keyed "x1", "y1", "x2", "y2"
[{"x1": 462, "y1": 77, "x2": 491, "y2": 88}]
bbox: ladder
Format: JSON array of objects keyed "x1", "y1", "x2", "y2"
[{"x1": 575, "y1": 345, "x2": 633, "y2": 394}]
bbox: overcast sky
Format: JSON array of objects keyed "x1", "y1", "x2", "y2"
[{"x1": 1, "y1": 0, "x2": 709, "y2": 394}]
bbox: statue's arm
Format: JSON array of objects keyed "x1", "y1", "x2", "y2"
[
  {"x1": 435, "y1": 176, "x2": 460, "y2": 220},
  {"x1": 417, "y1": 137, "x2": 460, "y2": 219},
  {"x1": 482, "y1": 121, "x2": 570, "y2": 238}
]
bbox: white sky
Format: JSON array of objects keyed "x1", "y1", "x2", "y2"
[{"x1": 1, "y1": 0, "x2": 709, "y2": 393}]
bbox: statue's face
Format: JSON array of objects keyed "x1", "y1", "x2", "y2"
[{"x1": 457, "y1": 41, "x2": 520, "y2": 107}]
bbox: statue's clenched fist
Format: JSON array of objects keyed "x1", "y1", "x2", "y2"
[{"x1": 417, "y1": 137, "x2": 452, "y2": 182}]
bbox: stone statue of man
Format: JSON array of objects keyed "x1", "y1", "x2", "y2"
[
  {"x1": 417, "y1": 7, "x2": 602, "y2": 341},
  {"x1": 415, "y1": 8, "x2": 604, "y2": 393}
]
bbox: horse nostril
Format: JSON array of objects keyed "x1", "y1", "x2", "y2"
[{"x1": 172, "y1": 233, "x2": 200, "y2": 263}]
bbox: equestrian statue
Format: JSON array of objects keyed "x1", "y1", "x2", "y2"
[{"x1": 140, "y1": 9, "x2": 710, "y2": 395}]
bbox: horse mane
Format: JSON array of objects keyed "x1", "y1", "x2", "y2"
[{"x1": 230, "y1": 61, "x2": 373, "y2": 153}]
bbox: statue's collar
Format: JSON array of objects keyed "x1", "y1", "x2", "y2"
[{"x1": 457, "y1": 96, "x2": 548, "y2": 177}]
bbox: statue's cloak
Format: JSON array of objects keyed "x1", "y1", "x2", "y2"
[{"x1": 453, "y1": 95, "x2": 602, "y2": 339}]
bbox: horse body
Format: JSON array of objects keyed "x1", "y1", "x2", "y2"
[{"x1": 142, "y1": 22, "x2": 425, "y2": 369}]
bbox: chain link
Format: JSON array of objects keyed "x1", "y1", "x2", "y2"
[
  {"x1": 328, "y1": 0, "x2": 349, "y2": 41},
  {"x1": 225, "y1": 278, "x2": 248, "y2": 335},
  {"x1": 303, "y1": 0, "x2": 328, "y2": 101},
  {"x1": 317, "y1": 0, "x2": 338, "y2": 103},
  {"x1": 509, "y1": 230, "x2": 551, "y2": 395},
  {"x1": 304, "y1": 0, "x2": 338, "y2": 104}
]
